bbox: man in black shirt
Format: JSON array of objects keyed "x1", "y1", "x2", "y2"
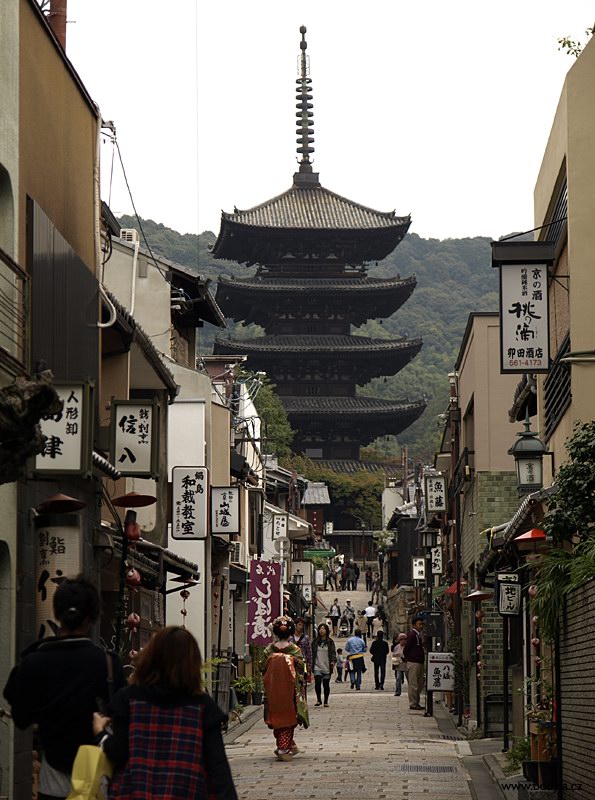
[{"x1": 369, "y1": 630, "x2": 390, "y2": 690}]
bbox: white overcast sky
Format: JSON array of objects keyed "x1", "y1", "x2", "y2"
[{"x1": 67, "y1": 1, "x2": 591, "y2": 242}]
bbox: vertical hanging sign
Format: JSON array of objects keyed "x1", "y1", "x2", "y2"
[
  {"x1": 35, "y1": 383, "x2": 91, "y2": 473},
  {"x1": 34, "y1": 516, "x2": 81, "y2": 640},
  {"x1": 247, "y1": 559, "x2": 282, "y2": 645},
  {"x1": 211, "y1": 487, "x2": 240, "y2": 534},
  {"x1": 424, "y1": 475, "x2": 447, "y2": 513},
  {"x1": 412, "y1": 557, "x2": 426, "y2": 581},
  {"x1": 499, "y1": 264, "x2": 549, "y2": 373},
  {"x1": 111, "y1": 400, "x2": 158, "y2": 477},
  {"x1": 171, "y1": 467, "x2": 209, "y2": 540},
  {"x1": 272, "y1": 513, "x2": 288, "y2": 539},
  {"x1": 431, "y1": 546, "x2": 443, "y2": 574}
]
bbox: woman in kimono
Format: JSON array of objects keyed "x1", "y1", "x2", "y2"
[{"x1": 263, "y1": 616, "x2": 308, "y2": 762}]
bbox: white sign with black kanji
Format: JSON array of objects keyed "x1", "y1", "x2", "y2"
[
  {"x1": 211, "y1": 487, "x2": 240, "y2": 534},
  {"x1": 427, "y1": 652, "x2": 455, "y2": 692},
  {"x1": 112, "y1": 401, "x2": 156, "y2": 476},
  {"x1": 424, "y1": 475, "x2": 447, "y2": 512},
  {"x1": 36, "y1": 384, "x2": 86, "y2": 472},
  {"x1": 412, "y1": 557, "x2": 426, "y2": 581},
  {"x1": 171, "y1": 467, "x2": 209, "y2": 540}
]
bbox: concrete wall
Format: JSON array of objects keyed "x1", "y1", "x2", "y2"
[{"x1": 0, "y1": 0, "x2": 19, "y2": 257}]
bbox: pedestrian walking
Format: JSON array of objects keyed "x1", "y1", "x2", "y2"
[
  {"x1": 329, "y1": 598, "x2": 341, "y2": 636},
  {"x1": 391, "y1": 633, "x2": 408, "y2": 696},
  {"x1": 335, "y1": 563, "x2": 342, "y2": 590},
  {"x1": 403, "y1": 615, "x2": 425, "y2": 710},
  {"x1": 345, "y1": 628, "x2": 367, "y2": 690},
  {"x1": 365, "y1": 566, "x2": 373, "y2": 592},
  {"x1": 371, "y1": 571, "x2": 382, "y2": 604},
  {"x1": 335, "y1": 648, "x2": 345, "y2": 682},
  {"x1": 346, "y1": 561, "x2": 356, "y2": 591},
  {"x1": 343, "y1": 598, "x2": 356, "y2": 634},
  {"x1": 311, "y1": 623, "x2": 337, "y2": 707},
  {"x1": 324, "y1": 563, "x2": 337, "y2": 591},
  {"x1": 340, "y1": 562, "x2": 347, "y2": 591},
  {"x1": 356, "y1": 611, "x2": 368, "y2": 644},
  {"x1": 94, "y1": 626, "x2": 238, "y2": 799},
  {"x1": 353, "y1": 562, "x2": 360, "y2": 590},
  {"x1": 372, "y1": 615, "x2": 384, "y2": 637},
  {"x1": 370, "y1": 630, "x2": 390, "y2": 690},
  {"x1": 364, "y1": 601, "x2": 377, "y2": 637},
  {"x1": 292, "y1": 617, "x2": 313, "y2": 682},
  {"x1": 4, "y1": 575, "x2": 126, "y2": 800},
  {"x1": 262, "y1": 616, "x2": 308, "y2": 761}
]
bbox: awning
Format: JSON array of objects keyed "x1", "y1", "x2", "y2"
[
  {"x1": 432, "y1": 585, "x2": 448, "y2": 598},
  {"x1": 265, "y1": 502, "x2": 311, "y2": 540},
  {"x1": 303, "y1": 548, "x2": 337, "y2": 559}
]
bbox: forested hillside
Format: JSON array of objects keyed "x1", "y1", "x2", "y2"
[{"x1": 118, "y1": 215, "x2": 499, "y2": 461}]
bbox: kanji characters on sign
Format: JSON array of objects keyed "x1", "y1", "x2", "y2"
[
  {"x1": 211, "y1": 487, "x2": 240, "y2": 534},
  {"x1": 247, "y1": 559, "x2": 282, "y2": 645},
  {"x1": 171, "y1": 467, "x2": 209, "y2": 540},
  {"x1": 36, "y1": 384, "x2": 86, "y2": 472},
  {"x1": 424, "y1": 474, "x2": 447, "y2": 512},
  {"x1": 112, "y1": 401, "x2": 156, "y2": 476},
  {"x1": 500, "y1": 264, "x2": 549, "y2": 372}
]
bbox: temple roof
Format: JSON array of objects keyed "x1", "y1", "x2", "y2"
[
  {"x1": 282, "y1": 396, "x2": 425, "y2": 416},
  {"x1": 313, "y1": 459, "x2": 400, "y2": 475},
  {"x1": 217, "y1": 273, "x2": 416, "y2": 293},
  {"x1": 218, "y1": 184, "x2": 410, "y2": 232},
  {"x1": 215, "y1": 334, "x2": 422, "y2": 355}
]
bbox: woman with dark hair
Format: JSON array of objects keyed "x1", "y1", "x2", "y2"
[
  {"x1": 291, "y1": 617, "x2": 313, "y2": 681},
  {"x1": 3, "y1": 574, "x2": 126, "y2": 800},
  {"x1": 263, "y1": 616, "x2": 307, "y2": 762},
  {"x1": 94, "y1": 626, "x2": 237, "y2": 799},
  {"x1": 311, "y1": 623, "x2": 337, "y2": 708}
]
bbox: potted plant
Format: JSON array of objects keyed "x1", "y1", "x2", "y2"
[
  {"x1": 249, "y1": 644, "x2": 267, "y2": 705},
  {"x1": 521, "y1": 672, "x2": 557, "y2": 788},
  {"x1": 231, "y1": 675, "x2": 255, "y2": 705}
]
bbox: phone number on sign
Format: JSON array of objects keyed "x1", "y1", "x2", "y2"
[{"x1": 507, "y1": 360, "x2": 545, "y2": 368}]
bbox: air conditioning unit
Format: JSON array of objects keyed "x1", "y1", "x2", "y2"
[
  {"x1": 120, "y1": 228, "x2": 140, "y2": 244},
  {"x1": 229, "y1": 541, "x2": 245, "y2": 566}
]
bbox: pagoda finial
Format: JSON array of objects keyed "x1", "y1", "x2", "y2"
[{"x1": 294, "y1": 25, "x2": 320, "y2": 187}]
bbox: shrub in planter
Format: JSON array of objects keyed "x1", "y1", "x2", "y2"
[{"x1": 232, "y1": 676, "x2": 255, "y2": 705}]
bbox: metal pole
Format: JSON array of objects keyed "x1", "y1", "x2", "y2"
[
  {"x1": 502, "y1": 615, "x2": 509, "y2": 752},
  {"x1": 425, "y1": 553, "x2": 433, "y2": 717}
]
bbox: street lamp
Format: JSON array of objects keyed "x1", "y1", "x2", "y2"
[
  {"x1": 420, "y1": 527, "x2": 438, "y2": 549},
  {"x1": 513, "y1": 527, "x2": 548, "y2": 556},
  {"x1": 508, "y1": 412, "x2": 547, "y2": 495},
  {"x1": 292, "y1": 570, "x2": 304, "y2": 587}
]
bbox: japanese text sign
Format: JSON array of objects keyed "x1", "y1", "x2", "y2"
[
  {"x1": 211, "y1": 486, "x2": 240, "y2": 534},
  {"x1": 36, "y1": 383, "x2": 89, "y2": 473},
  {"x1": 35, "y1": 519, "x2": 81, "y2": 640},
  {"x1": 424, "y1": 474, "x2": 447, "y2": 512},
  {"x1": 500, "y1": 264, "x2": 549, "y2": 373},
  {"x1": 426, "y1": 652, "x2": 455, "y2": 692},
  {"x1": 431, "y1": 546, "x2": 443, "y2": 575},
  {"x1": 412, "y1": 557, "x2": 426, "y2": 581},
  {"x1": 111, "y1": 400, "x2": 157, "y2": 477},
  {"x1": 247, "y1": 559, "x2": 282, "y2": 645},
  {"x1": 172, "y1": 467, "x2": 209, "y2": 540},
  {"x1": 272, "y1": 513, "x2": 288, "y2": 539},
  {"x1": 497, "y1": 572, "x2": 522, "y2": 616}
]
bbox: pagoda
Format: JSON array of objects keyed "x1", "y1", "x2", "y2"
[{"x1": 213, "y1": 27, "x2": 425, "y2": 462}]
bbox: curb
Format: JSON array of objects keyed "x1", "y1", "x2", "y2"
[{"x1": 223, "y1": 704, "x2": 262, "y2": 744}]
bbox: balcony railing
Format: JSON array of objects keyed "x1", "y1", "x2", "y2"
[{"x1": 0, "y1": 248, "x2": 28, "y2": 371}]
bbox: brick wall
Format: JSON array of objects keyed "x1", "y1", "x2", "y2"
[{"x1": 559, "y1": 578, "x2": 595, "y2": 798}]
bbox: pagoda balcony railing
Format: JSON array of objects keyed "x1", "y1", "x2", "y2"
[{"x1": 0, "y1": 248, "x2": 29, "y2": 372}]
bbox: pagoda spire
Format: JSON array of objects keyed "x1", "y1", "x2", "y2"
[{"x1": 294, "y1": 25, "x2": 320, "y2": 187}]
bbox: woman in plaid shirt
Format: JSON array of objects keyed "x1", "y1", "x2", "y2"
[{"x1": 94, "y1": 627, "x2": 237, "y2": 799}]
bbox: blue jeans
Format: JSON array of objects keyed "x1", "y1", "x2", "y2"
[
  {"x1": 351, "y1": 658, "x2": 364, "y2": 688},
  {"x1": 394, "y1": 667, "x2": 406, "y2": 695}
]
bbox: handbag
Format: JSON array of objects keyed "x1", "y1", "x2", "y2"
[
  {"x1": 66, "y1": 745, "x2": 113, "y2": 800},
  {"x1": 391, "y1": 655, "x2": 400, "y2": 667},
  {"x1": 296, "y1": 693, "x2": 310, "y2": 729}
]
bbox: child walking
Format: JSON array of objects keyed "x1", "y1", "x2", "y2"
[{"x1": 335, "y1": 648, "x2": 345, "y2": 682}]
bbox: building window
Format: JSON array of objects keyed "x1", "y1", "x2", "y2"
[{"x1": 543, "y1": 333, "x2": 571, "y2": 441}]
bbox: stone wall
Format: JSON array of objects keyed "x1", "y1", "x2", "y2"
[{"x1": 386, "y1": 585, "x2": 415, "y2": 638}]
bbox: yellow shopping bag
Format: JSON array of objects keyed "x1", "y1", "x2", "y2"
[{"x1": 67, "y1": 745, "x2": 113, "y2": 800}]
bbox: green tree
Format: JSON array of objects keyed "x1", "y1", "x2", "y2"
[{"x1": 251, "y1": 376, "x2": 294, "y2": 458}]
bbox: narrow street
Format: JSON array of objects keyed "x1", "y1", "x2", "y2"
[
  {"x1": 226, "y1": 663, "x2": 474, "y2": 799},
  {"x1": 227, "y1": 588, "x2": 476, "y2": 799}
]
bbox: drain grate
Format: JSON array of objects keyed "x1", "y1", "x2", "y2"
[
  {"x1": 397, "y1": 765, "x2": 456, "y2": 773},
  {"x1": 441, "y1": 734, "x2": 464, "y2": 741}
]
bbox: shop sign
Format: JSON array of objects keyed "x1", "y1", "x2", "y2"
[
  {"x1": 111, "y1": 400, "x2": 158, "y2": 477},
  {"x1": 211, "y1": 486, "x2": 240, "y2": 534},
  {"x1": 171, "y1": 466, "x2": 209, "y2": 540},
  {"x1": 36, "y1": 383, "x2": 91, "y2": 473},
  {"x1": 500, "y1": 264, "x2": 549, "y2": 373}
]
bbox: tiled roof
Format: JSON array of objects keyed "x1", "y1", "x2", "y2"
[
  {"x1": 302, "y1": 482, "x2": 331, "y2": 505},
  {"x1": 313, "y1": 460, "x2": 400, "y2": 475},
  {"x1": 217, "y1": 274, "x2": 416, "y2": 293},
  {"x1": 282, "y1": 396, "x2": 426, "y2": 415},
  {"x1": 221, "y1": 184, "x2": 410, "y2": 232},
  {"x1": 215, "y1": 334, "x2": 422, "y2": 355}
]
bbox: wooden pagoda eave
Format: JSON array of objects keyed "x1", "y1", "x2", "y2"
[
  {"x1": 286, "y1": 399, "x2": 426, "y2": 441},
  {"x1": 214, "y1": 335, "x2": 422, "y2": 357},
  {"x1": 211, "y1": 220, "x2": 409, "y2": 266}
]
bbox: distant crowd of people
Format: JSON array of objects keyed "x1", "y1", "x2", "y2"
[{"x1": 324, "y1": 560, "x2": 382, "y2": 601}]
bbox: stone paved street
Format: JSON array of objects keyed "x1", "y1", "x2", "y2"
[{"x1": 227, "y1": 655, "x2": 474, "y2": 800}]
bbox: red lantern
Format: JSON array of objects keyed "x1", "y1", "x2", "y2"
[
  {"x1": 475, "y1": 610, "x2": 484, "y2": 619},
  {"x1": 125, "y1": 521, "x2": 141, "y2": 542},
  {"x1": 531, "y1": 637, "x2": 540, "y2": 648},
  {"x1": 528, "y1": 585, "x2": 538, "y2": 598},
  {"x1": 476, "y1": 627, "x2": 483, "y2": 635},
  {"x1": 126, "y1": 567, "x2": 141, "y2": 587}
]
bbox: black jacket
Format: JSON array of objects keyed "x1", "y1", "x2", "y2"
[
  {"x1": 311, "y1": 637, "x2": 337, "y2": 671},
  {"x1": 369, "y1": 639, "x2": 389, "y2": 663},
  {"x1": 3, "y1": 636, "x2": 125, "y2": 773}
]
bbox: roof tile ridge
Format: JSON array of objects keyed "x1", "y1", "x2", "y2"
[
  {"x1": 315, "y1": 181, "x2": 412, "y2": 222},
  {"x1": 222, "y1": 184, "x2": 296, "y2": 218}
]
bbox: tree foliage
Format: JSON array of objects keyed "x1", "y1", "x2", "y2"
[{"x1": 251, "y1": 376, "x2": 294, "y2": 459}]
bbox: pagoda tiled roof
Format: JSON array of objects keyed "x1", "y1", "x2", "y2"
[
  {"x1": 282, "y1": 396, "x2": 426, "y2": 415},
  {"x1": 313, "y1": 460, "x2": 399, "y2": 475},
  {"x1": 219, "y1": 184, "x2": 410, "y2": 232},
  {"x1": 217, "y1": 274, "x2": 416, "y2": 293},
  {"x1": 215, "y1": 334, "x2": 422, "y2": 355}
]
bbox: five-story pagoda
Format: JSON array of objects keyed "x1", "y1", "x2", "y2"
[{"x1": 213, "y1": 27, "x2": 425, "y2": 462}]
